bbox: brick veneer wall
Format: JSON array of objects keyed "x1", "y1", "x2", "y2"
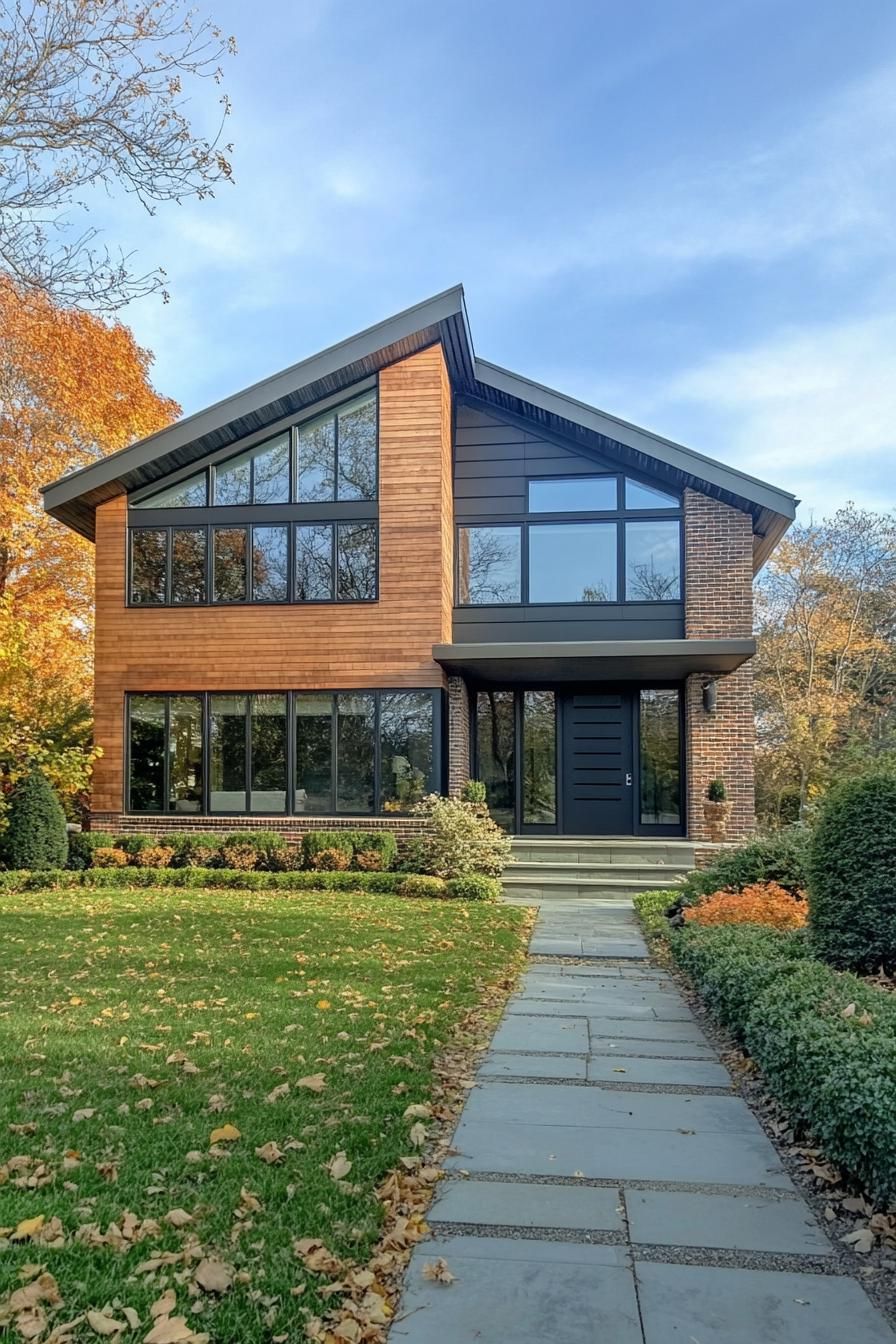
[
  {"x1": 684, "y1": 489, "x2": 756, "y2": 842},
  {"x1": 90, "y1": 813, "x2": 431, "y2": 854},
  {"x1": 447, "y1": 676, "x2": 470, "y2": 796}
]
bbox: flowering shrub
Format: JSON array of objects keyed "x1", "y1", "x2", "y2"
[
  {"x1": 684, "y1": 881, "x2": 806, "y2": 930},
  {"x1": 409, "y1": 794, "x2": 512, "y2": 878}
]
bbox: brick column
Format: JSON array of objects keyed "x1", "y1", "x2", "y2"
[
  {"x1": 683, "y1": 490, "x2": 756, "y2": 841},
  {"x1": 447, "y1": 676, "x2": 471, "y2": 796}
]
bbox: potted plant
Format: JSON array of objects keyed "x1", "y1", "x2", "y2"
[{"x1": 703, "y1": 778, "x2": 731, "y2": 841}]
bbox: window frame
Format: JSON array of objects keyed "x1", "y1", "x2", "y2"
[
  {"x1": 455, "y1": 472, "x2": 683, "y2": 608},
  {"x1": 125, "y1": 688, "x2": 445, "y2": 816}
]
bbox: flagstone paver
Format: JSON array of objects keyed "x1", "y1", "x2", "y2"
[{"x1": 393, "y1": 897, "x2": 896, "y2": 1344}]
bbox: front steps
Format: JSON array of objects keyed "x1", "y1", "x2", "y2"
[{"x1": 504, "y1": 837, "x2": 695, "y2": 901}]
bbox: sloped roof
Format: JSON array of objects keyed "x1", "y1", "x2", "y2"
[{"x1": 42, "y1": 284, "x2": 797, "y2": 566}]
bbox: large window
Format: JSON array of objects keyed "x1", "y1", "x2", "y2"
[
  {"x1": 129, "y1": 521, "x2": 378, "y2": 605},
  {"x1": 128, "y1": 689, "x2": 441, "y2": 815},
  {"x1": 296, "y1": 392, "x2": 377, "y2": 503},
  {"x1": 529, "y1": 523, "x2": 617, "y2": 603},
  {"x1": 457, "y1": 526, "x2": 522, "y2": 604},
  {"x1": 128, "y1": 695, "x2": 202, "y2": 813},
  {"x1": 522, "y1": 691, "x2": 556, "y2": 825},
  {"x1": 457, "y1": 474, "x2": 681, "y2": 606}
]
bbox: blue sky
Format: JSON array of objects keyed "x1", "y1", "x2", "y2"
[{"x1": 104, "y1": 0, "x2": 896, "y2": 520}]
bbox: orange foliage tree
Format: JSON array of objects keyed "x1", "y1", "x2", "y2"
[{"x1": 0, "y1": 277, "x2": 178, "y2": 811}]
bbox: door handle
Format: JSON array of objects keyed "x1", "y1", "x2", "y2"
[{"x1": 625, "y1": 773, "x2": 633, "y2": 787}]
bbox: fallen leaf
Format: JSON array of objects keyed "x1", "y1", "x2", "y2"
[
  {"x1": 12, "y1": 1215, "x2": 45, "y2": 1241},
  {"x1": 422, "y1": 1258, "x2": 455, "y2": 1284},
  {"x1": 143, "y1": 1316, "x2": 194, "y2": 1343},
  {"x1": 843, "y1": 1227, "x2": 875, "y2": 1253},
  {"x1": 409, "y1": 1122, "x2": 427, "y2": 1148},
  {"x1": 149, "y1": 1291, "x2": 176, "y2": 1319},
  {"x1": 254, "y1": 1141, "x2": 283, "y2": 1165},
  {"x1": 193, "y1": 1258, "x2": 233, "y2": 1294},
  {"x1": 296, "y1": 1074, "x2": 326, "y2": 1093},
  {"x1": 403, "y1": 1103, "x2": 432, "y2": 1120},
  {"x1": 72, "y1": 1108, "x2": 96, "y2": 1122},
  {"x1": 265, "y1": 1083, "x2": 290, "y2": 1104},
  {"x1": 164, "y1": 1209, "x2": 193, "y2": 1228},
  {"x1": 87, "y1": 1309, "x2": 127, "y2": 1335},
  {"x1": 209, "y1": 1124, "x2": 240, "y2": 1144},
  {"x1": 326, "y1": 1151, "x2": 352, "y2": 1182}
]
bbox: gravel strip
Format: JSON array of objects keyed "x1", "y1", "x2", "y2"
[
  {"x1": 428, "y1": 1220, "x2": 626, "y2": 1246},
  {"x1": 444, "y1": 1169, "x2": 805, "y2": 1199},
  {"x1": 480, "y1": 1074, "x2": 732, "y2": 1095}
]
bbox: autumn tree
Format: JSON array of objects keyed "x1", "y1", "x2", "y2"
[
  {"x1": 754, "y1": 506, "x2": 896, "y2": 823},
  {"x1": 0, "y1": 276, "x2": 178, "y2": 809},
  {"x1": 0, "y1": 0, "x2": 235, "y2": 309}
]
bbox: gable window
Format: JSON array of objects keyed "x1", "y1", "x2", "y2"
[
  {"x1": 213, "y1": 431, "x2": 291, "y2": 506},
  {"x1": 456, "y1": 473, "x2": 682, "y2": 606},
  {"x1": 132, "y1": 471, "x2": 208, "y2": 509},
  {"x1": 528, "y1": 476, "x2": 617, "y2": 512},
  {"x1": 296, "y1": 392, "x2": 377, "y2": 503}
]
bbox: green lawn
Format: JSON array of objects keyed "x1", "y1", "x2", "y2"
[{"x1": 0, "y1": 888, "x2": 528, "y2": 1341}]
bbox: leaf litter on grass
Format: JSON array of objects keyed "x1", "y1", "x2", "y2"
[{"x1": 0, "y1": 887, "x2": 529, "y2": 1342}]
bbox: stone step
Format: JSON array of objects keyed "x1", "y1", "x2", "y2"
[
  {"x1": 509, "y1": 860, "x2": 690, "y2": 883},
  {"x1": 502, "y1": 874, "x2": 682, "y2": 900},
  {"x1": 510, "y1": 839, "x2": 695, "y2": 867}
]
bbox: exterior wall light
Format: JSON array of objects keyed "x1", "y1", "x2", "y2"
[{"x1": 703, "y1": 679, "x2": 718, "y2": 714}]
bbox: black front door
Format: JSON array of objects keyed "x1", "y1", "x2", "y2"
[{"x1": 560, "y1": 690, "x2": 633, "y2": 835}]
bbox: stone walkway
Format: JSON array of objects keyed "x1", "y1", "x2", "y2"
[{"x1": 392, "y1": 899, "x2": 896, "y2": 1343}]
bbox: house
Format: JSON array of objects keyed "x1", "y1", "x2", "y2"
[{"x1": 42, "y1": 286, "x2": 796, "y2": 869}]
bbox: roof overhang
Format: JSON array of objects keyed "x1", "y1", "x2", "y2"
[
  {"x1": 42, "y1": 286, "x2": 474, "y2": 540},
  {"x1": 433, "y1": 638, "x2": 756, "y2": 685},
  {"x1": 42, "y1": 283, "x2": 797, "y2": 563}
]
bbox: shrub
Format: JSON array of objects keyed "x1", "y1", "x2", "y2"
[
  {"x1": 161, "y1": 832, "x2": 224, "y2": 868},
  {"x1": 808, "y1": 770, "x2": 896, "y2": 973},
  {"x1": 221, "y1": 843, "x2": 257, "y2": 871},
  {"x1": 310, "y1": 846, "x2": 351, "y2": 872},
  {"x1": 397, "y1": 875, "x2": 448, "y2": 899},
  {"x1": 67, "y1": 831, "x2": 116, "y2": 870},
  {"x1": 221, "y1": 830, "x2": 285, "y2": 870},
  {"x1": 350, "y1": 831, "x2": 397, "y2": 870},
  {"x1": 683, "y1": 882, "x2": 806, "y2": 931},
  {"x1": 633, "y1": 888, "x2": 679, "y2": 941},
  {"x1": 461, "y1": 779, "x2": 487, "y2": 804},
  {"x1": 671, "y1": 923, "x2": 810, "y2": 1032},
  {"x1": 444, "y1": 874, "x2": 501, "y2": 901},
  {"x1": 93, "y1": 847, "x2": 130, "y2": 868},
  {"x1": 0, "y1": 867, "x2": 428, "y2": 896},
  {"x1": 671, "y1": 922, "x2": 896, "y2": 1202},
  {"x1": 134, "y1": 845, "x2": 175, "y2": 869},
  {"x1": 409, "y1": 794, "x2": 512, "y2": 878},
  {"x1": 679, "y1": 827, "x2": 811, "y2": 903},
  {"x1": 2, "y1": 770, "x2": 68, "y2": 870},
  {"x1": 302, "y1": 830, "x2": 354, "y2": 868},
  {"x1": 114, "y1": 833, "x2": 155, "y2": 860},
  {"x1": 353, "y1": 848, "x2": 383, "y2": 872},
  {"x1": 707, "y1": 777, "x2": 727, "y2": 802}
]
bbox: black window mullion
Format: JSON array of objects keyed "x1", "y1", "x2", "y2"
[
  {"x1": 373, "y1": 693, "x2": 381, "y2": 815},
  {"x1": 244, "y1": 693, "x2": 252, "y2": 815},
  {"x1": 286, "y1": 691, "x2": 294, "y2": 815},
  {"x1": 522, "y1": 523, "x2": 529, "y2": 604},
  {"x1": 163, "y1": 696, "x2": 171, "y2": 815},
  {"x1": 330, "y1": 523, "x2": 337, "y2": 601},
  {"x1": 165, "y1": 528, "x2": 173, "y2": 605},
  {"x1": 617, "y1": 519, "x2": 625, "y2": 602},
  {"x1": 330, "y1": 693, "x2": 338, "y2": 813}
]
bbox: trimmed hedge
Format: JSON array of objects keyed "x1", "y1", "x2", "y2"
[
  {"x1": 671, "y1": 923, "x2": 896, "y2": 1202},
  {"x1": 808, "y1": 770, "x2": 896, "y2": 972},
  {"x1": 444, "y1": 874, "x2": 501, "y2": 901},
  {"x1": 67, "y1": 831, "x2": 116, "y2": 870},
  {"x1": 679, "y1": 828, "x2": 810, "y2": 903},
  {"x1": 0, "y1": 867, "x2": 411, "y2": 894}
]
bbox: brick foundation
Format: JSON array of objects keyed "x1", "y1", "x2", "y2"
[
  {"x1": 684, "y1": 489, "x2": 756, "y2": 843},
  {"x1": 447, "y1": 676, "x2": 471, "y2": 796}
]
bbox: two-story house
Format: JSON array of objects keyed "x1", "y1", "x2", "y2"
[{"x1": 42, "y1": 287, "x2": 796, "y2": 880}]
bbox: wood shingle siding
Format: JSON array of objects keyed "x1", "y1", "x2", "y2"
[{"x1": 91, "y1": 346, "x2": 453, "y2": 814}]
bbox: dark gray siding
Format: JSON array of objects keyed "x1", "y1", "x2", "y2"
[{"x1": 453, "y1": 400, "x2": 685, "y2": 643}]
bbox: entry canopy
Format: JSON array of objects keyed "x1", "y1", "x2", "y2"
[{"x1": 432, "y1": 638, "x2": 755, "y2": 685}]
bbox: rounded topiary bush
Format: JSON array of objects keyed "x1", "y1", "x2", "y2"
[
  {"x1": 808, "y1": 769, "x2": 896, "y2": 972},
  {"x1": 3, "y1": 770, "x2": 68, "y2": 870}
]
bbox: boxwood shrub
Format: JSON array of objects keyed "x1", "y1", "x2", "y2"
[
  {"x1": 632, "y1": 888, "x2": 679, "y2": 941},
  {"x1": 67, "y1": 831, "x2": 116, "y2": 870},
  {"x1": 679, "y1": 828, "x2": 810, "y2": 903},
  {"x1": 2, "y1": 771, "x2": 68, "y2": 870},
  {"x1": 444, "y1": 874, "x2": 501, "y2": 901},
  {"x1": 808, "y1": 770, "x2": 896, "y2": 972},
  {"x1": 671, "y1": 922, "x2": 896, "y2": 1202},
  {"x1": 0, "y1": 868, "x2": 410, "y2": 895}
]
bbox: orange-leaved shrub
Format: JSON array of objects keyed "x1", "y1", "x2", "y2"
[{"x1": 683, "y1": 882, "x2": 807, "y2": 930}]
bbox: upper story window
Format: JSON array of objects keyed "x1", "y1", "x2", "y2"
[
  {"x1": 127, "y1": 387, "x2": 379, "y2": 607},
  {"x1": 131, "y1": 389, "x2": 377, "y2": 510},
  {"x1": 457, "y1": 473, "x2": 682, "y2": 607}
]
